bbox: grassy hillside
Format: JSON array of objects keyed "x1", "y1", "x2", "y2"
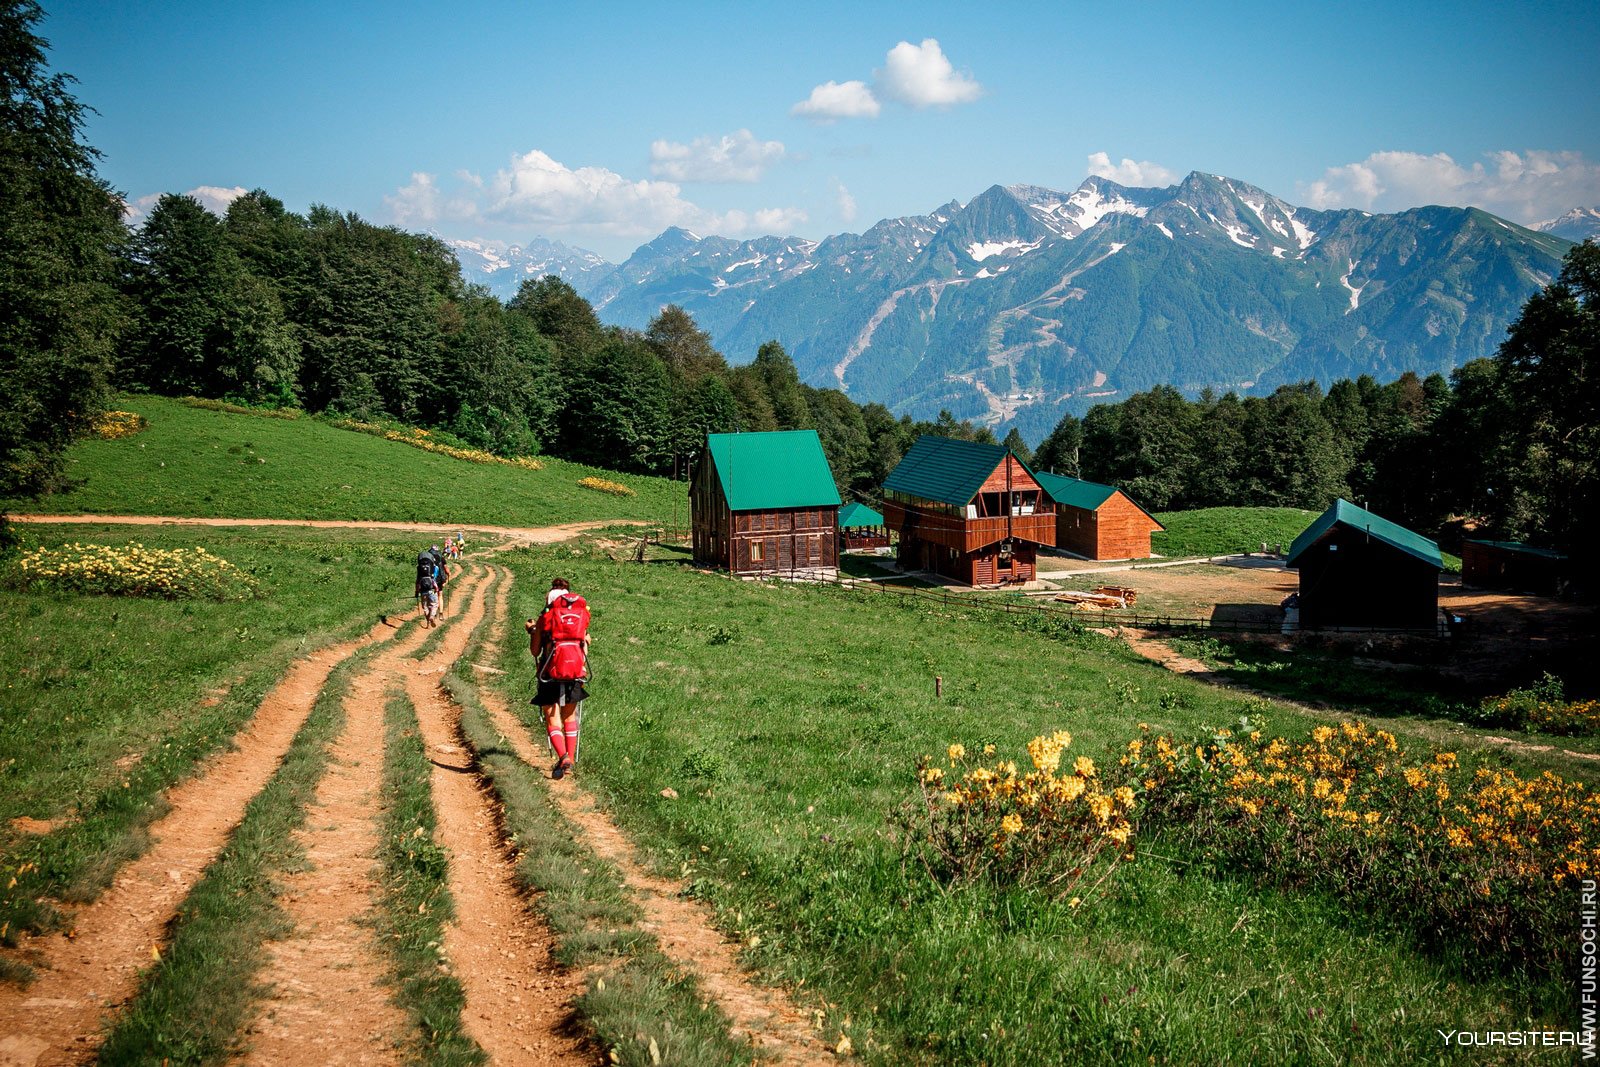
[
  {"x1": 491, "y1": 542, "x2": 1578, "y2": 1065},
  {"x1": 4, "y1": 396, "x2": 687, "y2": 527},
  {"x1": 1150, "y1": 506, "x2": 1318, "y2": 558}
]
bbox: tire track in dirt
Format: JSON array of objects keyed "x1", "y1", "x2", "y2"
[
  {"x1": 236, "y1": 566, "x2": 492, "y2": 1067},
  {"x1": 470, "y1": 569, "x2": 827, "y2": 1067},
  {"x1": 0, "y1": 618, "x2": 416, "y2": 1067},
  {"x1": 404, "y1": 564, "x2": 591, "y2": 1064}
]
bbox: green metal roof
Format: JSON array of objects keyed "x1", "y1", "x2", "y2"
[
  {"x1": 1286, "y1": 499, "x2": 1443, "y2": 570},
  {"x1": 838, "y1": 502, "x2": 884, "y2": 528},
  {"x1": 1464, "y1": 540, "x2": 1568, "y2": 561},
  {"x1": 1033, "y1": 471, "x2": 1116, "y2": 510},
  {"x1": 706, "y1": 431, "x2": 841, "y2": 511},
  {"x1": 883, "y1": 435, "x2": 1036, "y2": 506},
  {"x1": 1034, "y1": 471, "x2": 1164, "y2": 529}
]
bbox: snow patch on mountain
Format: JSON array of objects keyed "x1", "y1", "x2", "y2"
[
  {"x1": 969, "y1": 238, "x2": 1042, "y2": 261},
  {"x1": 1341, "y1": 259, "x2": 1364, "y2": 312}
]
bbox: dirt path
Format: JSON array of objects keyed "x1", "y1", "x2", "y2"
[
  {"x1": 10, "y1": 514, "x2": 641, "y2": 545},
  {"x1": 0, "y1": 618, "x2": 415, "y2": 1067},
  {"x1": 237, "y1": 566, "x2": 491, "y2": 1067},
  {"x1": 469, "y1": 576, "x2": 827, "y2": 1067},
  {"x1": 404, "y1": 564, "x2": 590, "y2": 1064}
]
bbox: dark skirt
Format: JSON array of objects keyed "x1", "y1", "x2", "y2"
[{"x1": 532, "y1": 677, "x2": 588, "y2": 708}]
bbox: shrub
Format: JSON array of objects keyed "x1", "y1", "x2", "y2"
[
  {"x1": 1118, "y1": 717, "x2": 1599, "y2": 977},
  {"x1": 10, "y1": 542, "x2": 260, "y2": 601},
  {"x1": 577, "y1": 476, "x2": 634, "y2": 497},
  {"x1": 1475, "y1": 674, "x2": 1598, "y2": 736},
  {"x1": 898, "y1": 734, "x2": 1136, "y2": 905}
]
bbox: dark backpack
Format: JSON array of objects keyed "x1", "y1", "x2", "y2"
[{"x1": 416, "y1": 552, "x2": 435, "y2": 585}]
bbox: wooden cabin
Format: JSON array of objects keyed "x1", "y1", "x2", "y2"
[
  {"x1": 1033, "y1": 472, "x2": 1164, "y2": 560},
  {"x1": 838, "y1": 502, "x2": 889, "y2": 551},
  {"x1": 1286, "y1": 499, "x2": 1442, "y2": 630},
  {"x1": 1461, "y1": 540, "x2": 1569, "y2": 596},
  {"x1": 691, "y1": 431, "x2": 841, "y2": 576},
  {"x1": 881, "y1": 436, "x2": 1056, "y2": 587}
]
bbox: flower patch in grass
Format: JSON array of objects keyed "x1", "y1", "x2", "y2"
[
  {"x1": 1121, "y1": 717, "x2": 1600, "y2": 977},
  {"x1": 898, "y1": 733, "x2": 1136, "y2": 904},
  {"x1": 577, "y1": 476, "x2": 634, "y2": 497},
  {"x1": 330, "y1": 418, "x2": 544, "y2": 470},
  {"x1": 92, "y1": 410, "x2": 148, "y2": 440},
  {"x1": 11, "y1": 542, "x2": 260, "y2": 601}
]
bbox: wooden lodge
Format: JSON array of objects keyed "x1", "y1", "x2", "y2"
[
  {"x1": 691, "y1": 431, "x2": 842, "y2": 576},
  {"x1": 882, "y1": 436, "x2": 1055, "y2": 587},
  {"x1": 1033, "y1": 471, "x2": 1164, "y2": 560},
  {"x1": 1286, "y1": 499, "x2": 1442, "y2": 630},
  {"x1": 1461, "y1": 540, "x2": 1569, "y2": 596},
  {"x1": 838, "y1": 502, "x2": 890, "y2": 551}
]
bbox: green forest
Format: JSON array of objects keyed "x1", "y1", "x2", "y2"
[{"x1": 2, "y1": 0, "x2": 1595, "y2": 584}]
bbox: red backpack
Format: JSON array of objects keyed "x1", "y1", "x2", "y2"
[{"x1": 543, "y1": 594, "x2": 590, "y2": 681}]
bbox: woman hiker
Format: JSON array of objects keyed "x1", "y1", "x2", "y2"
[{"x1": 527, "y1": 577, "x2": 590, "y2": 779}]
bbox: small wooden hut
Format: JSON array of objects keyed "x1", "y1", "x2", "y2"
[
  {"x1": 690, "y1": 431, "x2": 841, "y2": 576},
  {"x1": 838, "y1": 502, "x2": 889, "y2": 551},
  {"x1": 1286, "y1": 499, "x2": 1442, "y2": 630},
  {"x1": 881, "y1": 436, "x2": 1055, "y2": 587},
  {"x1": 1033, "y1": 471, "x2": 1164, "y2": 560},
  {"x1": 1461, "y1": 540, "x2": 1569, "y2": 595}
]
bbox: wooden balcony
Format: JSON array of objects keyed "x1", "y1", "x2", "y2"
[{"x1": 884, "y1": 500, "x2": 1056, "y2": 553}]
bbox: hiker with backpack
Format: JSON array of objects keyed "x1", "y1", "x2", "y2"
[
  {"x1": 414, "y1": 550, "x2": 440, "y2": 627},
  {"x1": 526, "y1": 577, "x2": 590, "y2": 779},
  {"x1": 429, "y1": 544, "x2": 451, "y2": 617}
]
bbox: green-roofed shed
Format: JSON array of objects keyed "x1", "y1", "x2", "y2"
[
  {"x1": 1461, "y1": 540, "x2": 1570, "y2": 595},
  {"x1": 882, "y1": 435, "x2": 1056, "y2": 586},
  {"x1": 1034, "y1": 471, "x2": 1165, "y2": 560},
  {"x1": 691, "y1": 431, "x2": 842, "y2": 575},
  {"x1": 838, "y1": 502, "x2": 884, "y2": 528},
  {"x1": 838, "y1": 502, "x2": 890, "y2": 551},
  {"x1": 1286, "y1": 499, "x2": 1442, "y2": 630}
]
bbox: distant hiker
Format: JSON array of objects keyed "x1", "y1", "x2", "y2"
[
  {"x1": 527, "y1": 577, "x2": 590, "y2": 779},
  {"x1": 429, "y1": 544, "x2": 451, "y2": 616},
  {"x1": 414, "y1": 550, "x2": 440, "y2": 627}
]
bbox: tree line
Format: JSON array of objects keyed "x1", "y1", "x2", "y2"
[{"x1": 1028, "y1": 237, "x2": 1596, "y2": 565}]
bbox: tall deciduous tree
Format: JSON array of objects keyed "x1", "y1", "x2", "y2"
[{"x1": 0, "y1": 0, "x2": 125, "y2": 501}]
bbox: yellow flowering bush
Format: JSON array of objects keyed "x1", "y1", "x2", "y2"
[
  {"x1": 577, "y1": 476, "x2": 635, "y2": 497},
  {"x1": 1120, "y1": 717, "x2": 1600, "y2": 976},
  {"x1": 898, "y1": 730, "x2": 1136, "y2": 902},
  {"x1": 331, "y1": 419, "x2": 544, "y2": 470},
  {"x1": 12, "y1": 542, "x2": 260, "y2": 601},
  {"x1": 92, "y1": 410, "x2": 148, "y2": 439}
]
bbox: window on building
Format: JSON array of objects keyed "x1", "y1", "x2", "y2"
[{"x1": 750, "y1": 540, "x2": 765, "y2": 562}]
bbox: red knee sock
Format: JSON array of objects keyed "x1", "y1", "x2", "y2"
[
  {"x1": 547, "y1": 724, "x2": 569, "y2": 759},
  {"x1": 563, "y1": 716, "x2": 579, "y2": 763}
]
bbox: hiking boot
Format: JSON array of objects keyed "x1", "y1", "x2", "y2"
[{"x1": 552, "y1": 756, "x2": 568, "y2": 780}]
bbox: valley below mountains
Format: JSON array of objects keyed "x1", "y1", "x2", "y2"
[{"x1": 450, "y1": 173, "x2": 1579, "y2": 440}]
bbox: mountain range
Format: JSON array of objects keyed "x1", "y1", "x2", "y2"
[{"x1": 445, "y1": 177, "x2": 1584, "y2": 440}]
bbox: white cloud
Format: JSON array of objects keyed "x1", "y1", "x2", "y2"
[
  {"x1": 383, "y1": 149, "x2": 806, "y2": 243},
  {"x1": 1085, "y1": 152, "x2": 1178, "y2": 188},
  {"x1": 1298, "y1": 149, "x2": 1600, "y2": 224},
  {"x1": 791, "y1": 80, "x2": 880, "y2": 122},
  {"x1": 121, "y1": 184, "x2": 248, "y2": 225},
  {"x1": 876, "y1": 39, "x2": 982, "y2": 108},
  {"x1": 649, "y1": 129, "x2": 788, "y2": 183},
  {"x1": 833, "y1": 179, "x2": 858, "y2": 223}
]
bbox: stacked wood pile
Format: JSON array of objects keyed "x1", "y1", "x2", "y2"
[{"x1": 1053, "y1": 586, "x2": 1138, "y2": 610}]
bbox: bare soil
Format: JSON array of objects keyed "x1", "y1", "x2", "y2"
[{"x1": 237, "y1": 567, "x2": 492, "y2": 1066}]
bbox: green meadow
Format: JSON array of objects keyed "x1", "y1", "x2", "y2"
[
  {"x1": 4, "y1": 395, "x2": 687, "y2": 527},
  {"x1": 1150, "y1": 506, "x2": 1318, "y2": 558},
  {"x1": 489, "y1": 541, "x2": 1581, "y2": 1065}
]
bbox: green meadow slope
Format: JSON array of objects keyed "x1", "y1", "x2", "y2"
[{"x1": 4, "y1": 396, "x2": 687, "y2": 527}]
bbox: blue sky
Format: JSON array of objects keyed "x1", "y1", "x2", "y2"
[{"x1": 47, "y1": 0, "x2": 1600, "y2": 260}]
